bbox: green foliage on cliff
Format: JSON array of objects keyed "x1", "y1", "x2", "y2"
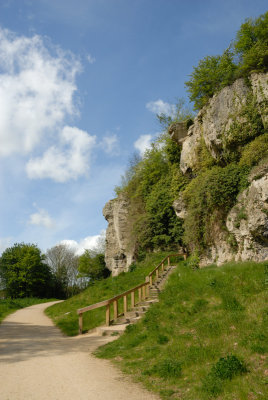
[
  {"x1": 185, "y1": 11, "x2": 268, "y2": 110},
  {"x1": 183, "y1": 164, "x2": 249, "y2": 250},
  {"x1": 114, "y1": 12, "x2": 267, "y2": 259}
]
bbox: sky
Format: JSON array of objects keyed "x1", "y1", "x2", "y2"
[{"x1": 0, "y1": 0, "x2": 267, "y2": 256}]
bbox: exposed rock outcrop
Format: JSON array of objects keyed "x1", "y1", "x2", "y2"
[
  {"x1": 103, "y1": 194, "x2": 135, "y2": 276},
  {"x1": 179, "y1": 73, "x2": 268, "y2": 174},
  {"x1": 226, "y1": 170, "x2": 268, "y2": 263},
  {"x1": 173, "y1": 194, "x2": 188, "y2": 219}
]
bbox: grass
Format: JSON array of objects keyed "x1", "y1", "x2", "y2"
[
  {"x1": 45, "y1": 252, "x2": 176, "y2": 336},
  {"x1": 95, "y1": 260, "x2": 268, "y2": 400},
  {"x1": 0, "y1": 297, "x2": 56, "y2": 324}
]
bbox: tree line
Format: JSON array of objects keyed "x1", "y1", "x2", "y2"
[{"x1": 0, "y1": 239, "x2": 110, "y2": 299}]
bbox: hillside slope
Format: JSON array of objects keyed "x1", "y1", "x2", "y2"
[{"x1": 96, "y1": 260, "x2": 268, "y2": 400}]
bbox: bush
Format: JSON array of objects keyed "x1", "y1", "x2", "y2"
[
  {"x1": 211, "y1": 354, "x2": 248, "y2": 380},
  {"x1": 239, "y1": 133, "x2": 268, "y2": 167},
  {"x1": 185, "y1": 50, "x2": 236, "y2": 110},
  {"x1": 185, "y1": 11, "x2": 268, "y2": 110},
  {"x1": 183, "y1": 164, "x2": 249, "y2": 249},
  {"x1": 156, "y1": 358, "x2": 182, "y2": 378},
  {"x1": 202, "y1": 354, "x2": 248, "y2": 395}
]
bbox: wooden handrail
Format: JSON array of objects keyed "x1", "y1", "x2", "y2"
[{"x1": 77, "y1": 252, "x2": 186, "y2": 334}]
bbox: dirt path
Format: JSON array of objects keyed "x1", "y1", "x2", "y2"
[{"x1": 0, "y1": 301, "x2": 159, "y2": 400}]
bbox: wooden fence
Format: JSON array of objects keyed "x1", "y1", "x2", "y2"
[{"x1": 77, "y1": 253, "x2": 186, "y2": 334}]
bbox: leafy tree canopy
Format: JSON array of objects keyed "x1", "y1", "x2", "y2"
[
  {"x1": 185, "y1": 11, "x2": 268, "y2": 110},
  {"x1": 78, "y1": 251, "x2": 110, "y2": 282},
  {"x1": 0, "y1": 243, "x2": 51, "y2": 298}
]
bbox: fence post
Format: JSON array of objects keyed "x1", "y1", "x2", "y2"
[
  {"x1": 113, "y1": 300, "x2": 118, "y2": 321},
  {"x1": 168, "y1": 256, "x2": 170, "y2": 266},
  {"x1": 131, "y1": 291, "x2": 135, "y2": 308},
  {"x1": 161, "y1": 262, "x2": 164, "y2": 272},
  {"x1": 106, "y1": 304, "x2": 110, "y2": 326},
  {"x1": 123, "y1": 295, "x2": 127, "y2": 315},
  {"x1": 79, "y1": 313, "x2": 83, "y2": 335},
  {"x1": 149, "y1": 275, "x2": 153, "y2": 286},
  {"x1": 156, "y1": 268, "x2": 159, "y2": 279},
  {"x1": 183, "y1": 253, "x2": 187, "y2": 260},
  {"x1": 142, "y1": 285, "x2": 146, "y2": 299},
  {"x1": 138, "y1": 288, "x2": 142, "y2": 302}
]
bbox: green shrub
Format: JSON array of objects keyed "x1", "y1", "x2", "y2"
[
  {"x1": 223, "y1": 93, "x2": 264, "y2": 160},
  {"x1": 185, "y1": 11, "x2": 268, "y2": 110},
  {"x1": 185, "y1": 50, "x2": 237, "y2": 110},
  {"x1": 202, "y1": 354, "x2": 247, "y2": 395},
  {"x1": 234, "y1": 12, "x2": 268, "y2": 76},
  {"x1": 156, "y1": 358, "x2": 182, "y2": 378},
  {"x1": 157, "y1": 334, "x2": 169, "y2": 344},
  {"x1": 183, "y1": 164, "x2": 249, "y2": 249},
  {"x1": 211, "y1": 354, "x2": 248, "y2": 380},
  {"x1": 239, "y1": 133, "x2": 268, "y2": 167}
]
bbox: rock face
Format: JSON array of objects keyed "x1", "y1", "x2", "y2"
[
  {"x1": 174, "y1": 72, "x2": 268, "y2": 266},
  {"x1": 103, "y1": 194, "x2": 136, "y2": 276},
  {"x1": 226, "y1": 170, "x2": 268, "y2": 263},
  {"x1": 179, "y1": 73, "x2": 268, "y2": 174},
  {"x1": 197, "y1": 170, "x2": 268, "y2": 266},
  {"x1": 168, "y1": 122, "x2": 188, "y2": 143}
]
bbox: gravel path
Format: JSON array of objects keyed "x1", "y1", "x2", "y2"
[{"x1": 0, "y1": 301, "x2": 159, "y2": 400}]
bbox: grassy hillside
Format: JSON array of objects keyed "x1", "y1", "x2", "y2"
[
  {"x1": 45, "y1": 252, "x2": 176, "y2": 336},
  {"x1": 0, "y1": 298, "x2": 55, "y2": 324},
  {"x1": 96, "y1": 260, "x2": 268, "y2": 400}
]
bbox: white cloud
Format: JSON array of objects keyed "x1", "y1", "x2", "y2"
[
  {"x1": 100, "y1": 134, "x2": 119, "y2": 155},
  {"x1": 134, "y1": 134, "x2": 153, "y2": 155},
  {"x1": 0, "y1": 28, "x2": 80, "y2": 157},
  {"x1": 26, "y1": 126, "x2": 96, "y2": 182},
  {"x1": 87, "y1": 53, "x2": 96, "y2": 64},
  {"x1": 146, "y1": 99, "x2": 176, "y2": 116},
  {"x1": 29, "y1": 208, "x2": 54, "y2": 228},
  {"x1": 60, "y1": 230, "x2": 105, "y2": 256}
]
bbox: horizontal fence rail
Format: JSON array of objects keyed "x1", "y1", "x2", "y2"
[{"x1": 77, "y1": 252, "x2": 186, "y2": 334}]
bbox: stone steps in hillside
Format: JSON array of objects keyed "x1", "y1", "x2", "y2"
[{"x1": 96, "y1": 265, "x2": 177, "y2": 336}]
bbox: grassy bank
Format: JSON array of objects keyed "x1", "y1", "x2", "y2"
[
  {"x1": 95, "y1": 260, "x2": 268, "y2": 400},
  {"x1": 0, "y1": 298, "x2": 56, "y2": 324},
  {"x1": 45, "y1": 252, "x2": 176, "y2": 336}
]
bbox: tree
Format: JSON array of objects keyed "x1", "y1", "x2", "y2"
[
  {"x1": 0, "y1": 243, "x2": 52, "y2": 298},
  {"x1": 185, "y1": 12, "x2": 268, "y2": 111},
  {"x1": 185, "y1": 50, "x2": 236, "y2": 110},
  {"x1": 78, "y1": 251, "x2": 110, "y2": 281},
  {"x1": 234, "y1": 12, "x2": 268, "y2": 75},
  {"x1": 45, "y1": 244, "x2": 80, "y2": 298}
]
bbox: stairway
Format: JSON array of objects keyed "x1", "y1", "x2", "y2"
[{"x1": 95, "y1": 265, "x2": 176, "y2": 336}]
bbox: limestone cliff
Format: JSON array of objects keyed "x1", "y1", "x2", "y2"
[
  {"x1": 103, "y1": 193, "x2": 135, "y2": 276},
  {"x1": 103, "y1": 73, "x2": 268, "y2": 275},
  {"x1": 173, "y1": 72, "x2": 268, "y2": 266},
  {"x1": 178, "y1": 73, "x2": 267, "y2": 174}
]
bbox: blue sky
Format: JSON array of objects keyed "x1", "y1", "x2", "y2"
[{"x1": 0, "y1": 0, "x2": 267, "y2": 255}]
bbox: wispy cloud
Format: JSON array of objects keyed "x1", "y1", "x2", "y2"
[
  {"x1": 26, "y1": 126, "x2": 96, "y2": 182},
  {"x1": 100, "y1": 134, "x2": 119, "y2": 155},
  {"x1": 28, "y1": 208, "x2": 54, "y2": 228},
  {"x1": 0, "y1": 28, "x2": 81, "y2": 158},
  {"x1": 134, "y1": 134, "x2": 153, "y2": 155},
  {"x1": 87, "y1": 53, "x2": 96, "y2": 64},
  {"x1": 146, "y1": 99, "x2": 176, "y2": 116}
]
